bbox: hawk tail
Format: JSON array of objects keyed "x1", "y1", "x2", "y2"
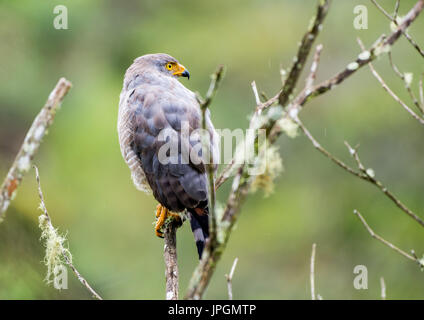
[{"x1": 188, "y1": 208, "x2": 209, "y2": 259}]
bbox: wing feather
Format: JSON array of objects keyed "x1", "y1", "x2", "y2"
[{"x1": 125, "y1": 82, "x2": 217, "y2": 212}]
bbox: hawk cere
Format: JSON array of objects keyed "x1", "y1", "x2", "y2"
[{"x1": 118, "y1": 53, "x2": 219, "y2": 258}]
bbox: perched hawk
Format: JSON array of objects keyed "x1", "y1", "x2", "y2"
[{"x1": 118, "y1": 53, "x2": 219, "y2": 258}]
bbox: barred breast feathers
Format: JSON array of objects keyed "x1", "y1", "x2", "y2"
[{"x1": 118, "y1": 88, "x2": 152, "y2": 194}]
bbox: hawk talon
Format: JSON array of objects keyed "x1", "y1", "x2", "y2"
[{"x1": 154, "y1": 204, "x2": 181, "y2": 238}]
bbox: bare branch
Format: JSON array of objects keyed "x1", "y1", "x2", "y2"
[
  {"x1": 357, "y1": 37, "x2": 424, "y2": 120},
  {"x1": 34, "y1": 165, "x2": 102, "y2": 300},
  {"x1": 380, "y1": 277, "x2": 386, "y2": 300},
  {"x1": 198, "y1": 65, "x2": 225, "y2": 248},
  {"x1": 387, "y1": 52, "x2": 424, "y2": 114},
  {"x1": 310, "y1": 243, "x2": 317, "y2": 300},
  {"x1": 394, "y1": 0, "x2": 400, "y2": 18},
  {"x1": 305, "y1": 45, "x2": 324, "y2": 91},
  {"x1": 370, "y1": 0, "x2": 395, "y2": 20},
  {"x1": 371, "y1": 0, "x2": 424, "y2": 58},
  {"x1": 186, "y1": 165, "x2": 249, "y2": 299},
  {"x1": 225, "y1": 257, "x2": 239, "y2": 300},
  {"x1": 346, "y1": 143, "x2": 424, "y2": 228},
  {"x1": 354, "y1": 209, "x2": 423, "y2": 268},
  {"x1": 251, "y1": 81, "x2": 261, "y2": 107},
  {"x1": 296, "y1": 119, "x2": 361, "y2": 178},
  {"x1": 0, "y1": 78, "x2": 72, "y2": 221},
  {"x1": 296, "y1": 117, "x2": 424, "y2": 228},
  {"x1": 197, "y1": 65, "x2": 225, "y2": 110},
  {"x1": 164, "y1": 221, "x2": 179, "y2": 300},
  {"x1": 367, "y1": 53, "x2": 424, "y2": 125},
  {"x1": 278, "y1": 0, "x2": 330, "y2": 107}
]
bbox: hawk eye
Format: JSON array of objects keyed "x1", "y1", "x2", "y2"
[{"x1": 166, "y1": 63, "x2": 173, "y2": 70}]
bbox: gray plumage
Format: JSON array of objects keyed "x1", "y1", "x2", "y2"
[{"x1": 118, "y1": 53, "x2": 219, "y2": 257}]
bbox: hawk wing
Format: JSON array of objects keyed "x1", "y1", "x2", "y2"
[{"x1": 123, "y1": 82, "x2": 217, "y2": 213}]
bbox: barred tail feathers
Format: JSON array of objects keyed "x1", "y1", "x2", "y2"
[{"x1": 188, "y1": 209, "x2": 209, "y2": 259}]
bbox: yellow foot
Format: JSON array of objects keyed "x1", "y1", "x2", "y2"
[{"x1": 155, "y1": 204, "x2": 180, "y2": 238}]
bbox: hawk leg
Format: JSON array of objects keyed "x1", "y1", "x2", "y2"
[{"x1": 155, "y1": 204, "x2": 180, "y2": 238}]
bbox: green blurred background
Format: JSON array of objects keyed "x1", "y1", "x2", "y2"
[{"x1": 0, "y1": 0, "x2": 423, "y2": 299}]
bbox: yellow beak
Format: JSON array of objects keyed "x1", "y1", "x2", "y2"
[{"x1": 173, "y1": 64, "x2": 190, "y2": 79}]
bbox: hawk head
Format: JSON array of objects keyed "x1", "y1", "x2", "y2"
[{"x1": 129, "y1": 53, "x2": 190, "y2": 80}]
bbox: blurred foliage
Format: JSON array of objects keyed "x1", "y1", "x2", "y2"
[{"x1": 0, "y1": 0, "x2": 423, "y2": 299}]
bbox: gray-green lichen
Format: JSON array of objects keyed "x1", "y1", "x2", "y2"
[
  {"x1": 347, "y1": 62, "x2": 359, "y2": 71},
  {"x1": 250, "y1": 146, "x2": 284, "y2": 197},
  {"x1": 278, "y1": 117, "x2": 299, "y2": 138},
  {"x1": 404, "y1": 72, "x2": 413, "y2": 87},
  {"x1": 39, "y1": 214, "x2": 71, "y2": 284}
]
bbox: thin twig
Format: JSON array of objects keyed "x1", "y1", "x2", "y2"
[
  {"x1": 354, "y1": 209, "x2": 423, "y2": 268},
  {"x1": 346, "y1": 141, "x2": 424, "y2": 227},
  {"x1": 394, "y1": 0, "x2": 400, "y2": 18},
  {"x1": 34, "y1": 165, "x2": 102, "y2": 300},
  {"x1": 387, "y1": 52, "x2": 424, "y2": 114},
  {"x1": 251, "y1": 81, "x2": 261, "y2": 107},
  {"x1": 164, "y1": 220, "x2": 179, "y2": 300},
  {"x1": 370, "y1": 0, "x2": 394, "y2": 20},
  {"x1": 305, "y1": 45, "x2": 323, "y2": 91},
  {"x1": 225, "y1": 257, "x2": 239, "y2": 300},
  {"x1": 296, "y1": 119, "x2": 361, "y2": 177},
  {"x1": 360, "y1": 35, "x2": 424, "y2": 116},
  {"x1": 367, "y1": 52, "x2": 424, "y2": 125},
  {"x1": 296, "y1": 116, "x2": 424, "y2": 228},
  {"x1": 0, "y1": 78, "x2": 72, "y2": 221},
  {"x1": 310, "y1": 243, "x2": 317, "y2": 300},
  {"x1": 357, "y1": 37, "x2": 424, "y2": 124}
]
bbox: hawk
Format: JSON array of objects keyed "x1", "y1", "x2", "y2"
[{"x1": 118, "y1": 53, "x2": 219, "y2": 258}]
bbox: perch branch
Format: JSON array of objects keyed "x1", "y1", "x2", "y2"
[
  {"x1": 0, "y1": 78, "x2": 72, "y2": 221},
  {"x1": 35, "y1": 165, "x2": 102, "y2": 300},
  {"x1": 164, "y1": 220, "x2": 179, "y2": 300},
  {"x1": 225, "y1": 257, "x2": 238, "y2": 300}
]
